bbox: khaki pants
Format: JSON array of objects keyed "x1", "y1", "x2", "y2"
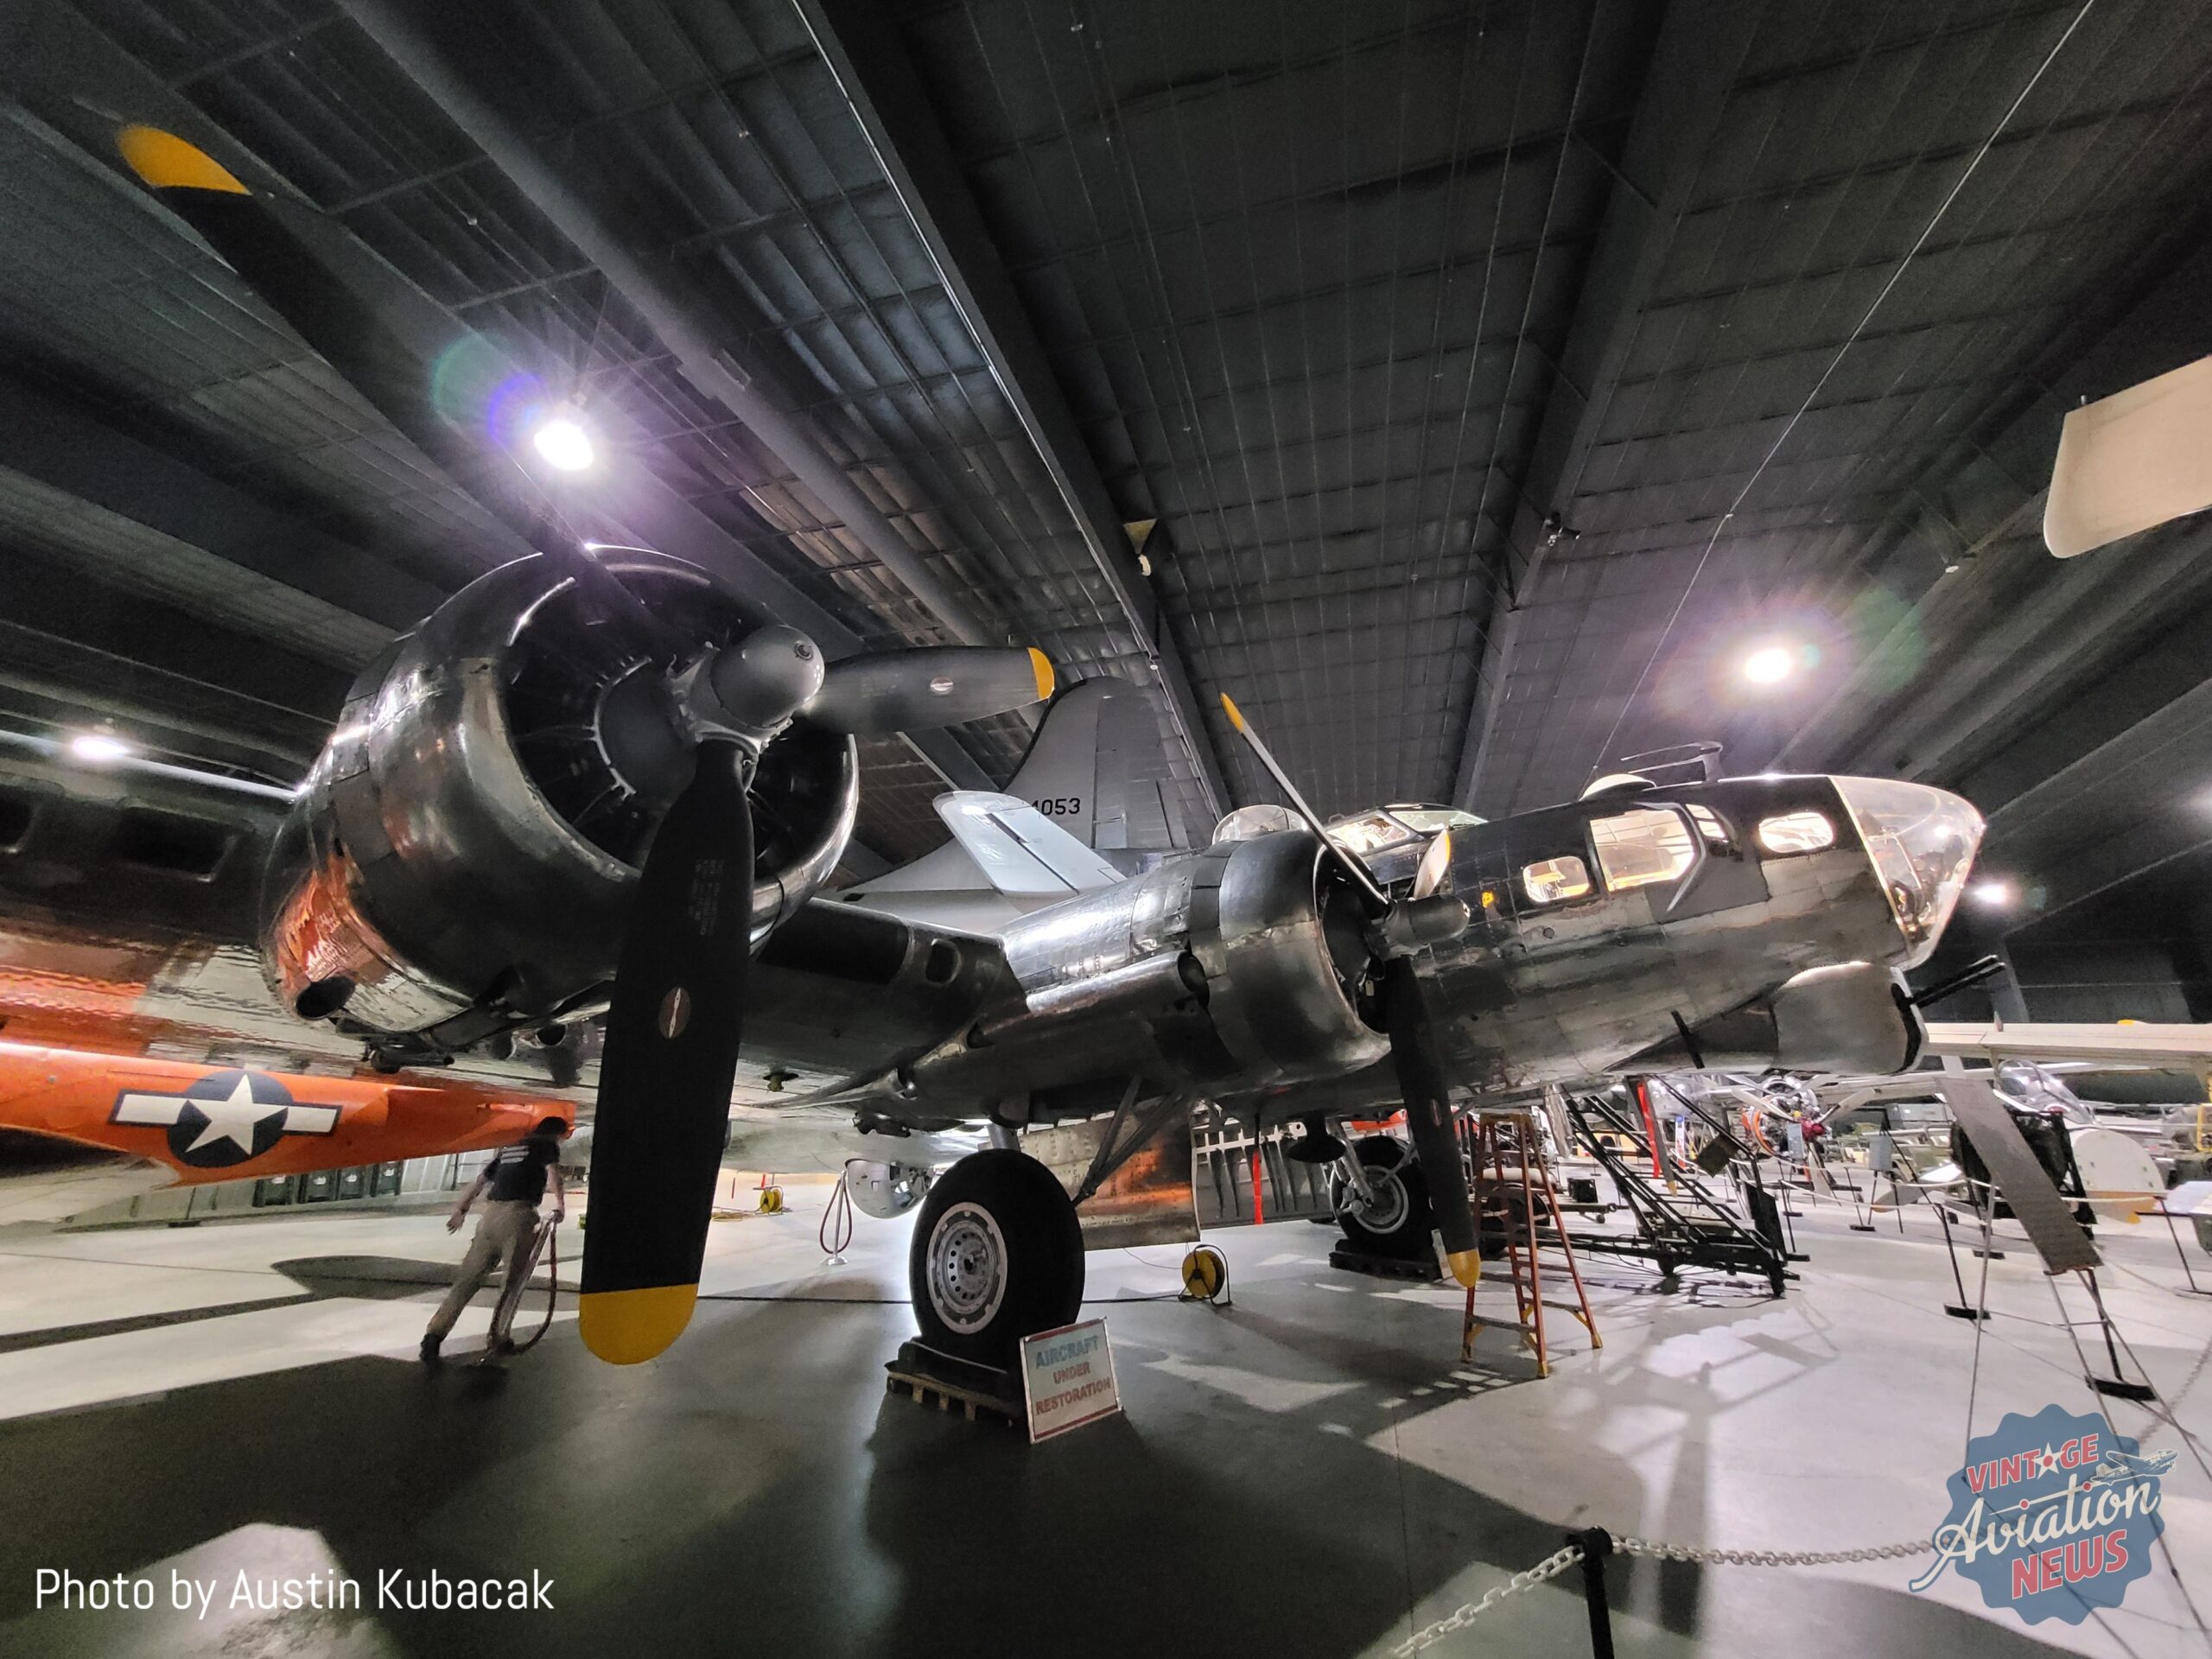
[{"x1": 427, "y1": 1198, "x2": 540, "y2": 1344}]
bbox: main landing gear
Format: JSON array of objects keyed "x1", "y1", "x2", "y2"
[
  {"x1": 907, "y1": 1148, "x2": 1084, "y2": 1366},
  {"x1": 1331, "y1": 1135, "x2": 1436, "y2": 1263}
]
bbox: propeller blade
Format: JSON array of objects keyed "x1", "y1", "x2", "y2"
[
  {"x1": 1218, "y1": 694, "x2": 1389, "y2": 912},
  {"x1": 1379, "y1": 957, "x2": 1483, "y2": 1289},
  {"x1": 803, "y1": 647, "x2": 1054, "y2": 734},
  {"x1": 115, "y1": 126, "x2": 515, "y2": 511},
  {"x1": 117, "y1": 130, "x2": 717, "y2": 668},
  {"x1": 1411, "y1": 829, "x2": 1453, "y2": 901},
  {"x1": 579, "y1": 740, "x2": 753, "y2": 1363}
]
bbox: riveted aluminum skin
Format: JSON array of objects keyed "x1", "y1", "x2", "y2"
[
  {"x1": 259, "y1": 551, "x2": 857, "y2": 1037},
  {"x1": 902, "y1": 828, "x2": 1384, "y2": 1103}
]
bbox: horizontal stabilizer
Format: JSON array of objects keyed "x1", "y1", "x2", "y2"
[{"x1": 937, "y1": 792, "x2": 1123, "y2": 897}]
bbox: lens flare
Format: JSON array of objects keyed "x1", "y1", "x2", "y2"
[
  {"x1": 68, "y1": 733, "x2": 131, "y2": 763},
  {"x1": 1742, "y1": 644, "x2": 1796, "y2": 684},
  {"x1": 531, "y1": 416, "x2": 596, "y2": 473}
]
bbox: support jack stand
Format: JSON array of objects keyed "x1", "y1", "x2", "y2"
[
  {"x1": 1936, "y1": 1205, "x2": 1990, "y2": 1322},
  {"x1": 2066, "y1": 1271, "x2": 2160, "y2": 1403}
]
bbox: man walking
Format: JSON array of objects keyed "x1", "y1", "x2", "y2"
[{"x1": 421, "y1": 1116, "x2": 569, "y2": 1362}]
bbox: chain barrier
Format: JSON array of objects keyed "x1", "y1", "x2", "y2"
[
  {"x1": 1393, "y1": 1543, "x2": 1585, "y2": 1655},
  {"x1": 1392, "y1": 1530, "x2": 1929, "y2": 1655}
]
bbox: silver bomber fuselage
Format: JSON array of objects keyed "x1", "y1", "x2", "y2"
[{"x1": 815, "y1": 772, "x2": 1976, "y2": 1125}]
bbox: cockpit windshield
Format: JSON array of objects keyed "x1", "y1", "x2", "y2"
[{"x1": 1325, "y1": 804, "x2": 1484, "y2": 856}]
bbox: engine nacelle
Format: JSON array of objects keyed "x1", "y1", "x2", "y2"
[
  {"x1": 982, "y1": 828, "x2": 1389, "y2": 1096},
  {"x1": 261, "y1": 552, "x2": 858, "y2": 1041}
]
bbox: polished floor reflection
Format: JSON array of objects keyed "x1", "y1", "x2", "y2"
[{"x1": 0, "y1": 1185, "x2": 2205, "y2": 1657}]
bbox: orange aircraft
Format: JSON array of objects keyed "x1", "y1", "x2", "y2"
[{"x1": 0, "y1": 1040, "x2": 575, "y2": 1223}]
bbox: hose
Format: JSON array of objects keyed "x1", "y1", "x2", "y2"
[
  {"x1": 485, "y1": 1217, "x2": 560, "y2": 1356},
  {"x1": 819, "y1": 1173, "x2": 855, "y2": 1256}
]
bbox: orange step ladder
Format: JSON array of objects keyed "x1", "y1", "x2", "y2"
[{"x1": 1461, "y1": 1109, "x2": 1601, "y2": 1376}]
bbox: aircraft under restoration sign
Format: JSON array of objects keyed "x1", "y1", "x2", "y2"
[{"x1": 1019, "y1": 1319, "x2": 1121, "y2": 1442}]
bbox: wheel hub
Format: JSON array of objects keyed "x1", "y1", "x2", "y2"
[
  {"x1": 1347, "y1": 1163, "x2": 1408, "y2": 1235},
  {"x1": 925, "y1": 1201, "x2": 1008, "y2": 1334}
]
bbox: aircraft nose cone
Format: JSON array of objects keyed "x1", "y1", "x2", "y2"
[{"x1": 1831, "y1": 777, "x2": 1985, "y2": 966}]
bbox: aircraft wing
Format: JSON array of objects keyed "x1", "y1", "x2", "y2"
[
  {"x1": 935, "y1": 791, "x2": 1124, "y2": 898},
  {"x1": 1923, "y1": 1020, "x2": 2212, "y2": 1068}
]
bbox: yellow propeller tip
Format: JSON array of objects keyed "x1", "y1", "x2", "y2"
[
  {"x1": 1220, "y1": 693, "x2": 1244, "y2": 732},
  {"x1": 1027, "y1": 647, "x2": 1055, "y2": 702},
  {"x1": 578, "y1": 1282, "x2": 697, "y2": 1364},
  {"x1": 1446, "y1": 1248, "x2": 1484, "y2": 1289},
  {"x1": 117, "y1": 125, "x2": 248, "y2": 195}
]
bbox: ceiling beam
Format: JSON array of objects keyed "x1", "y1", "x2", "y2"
[
  {"x1": 1450, "y1": 0, "x2": 1761, "y2": 813},
  {"x1": 793, "y1": 0, "x2": 1231, "y2": 823},
  {"x1": 0, "y1": 374, "x2": 445, "y2": 633},
  {"x1": 1977, "y1": 670, "x2": 2212, "y2": 929},
  {"x1": 334, "y1": 0, "x2": 1000, "y2": 656}
]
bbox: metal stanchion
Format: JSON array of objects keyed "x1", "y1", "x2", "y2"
[{"x1": 1571, "y1": 1528, "x2": 1615, "y2": 1658}]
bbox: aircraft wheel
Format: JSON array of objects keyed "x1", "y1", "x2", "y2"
[
  {"x1": 1337, "y1": 1137, "x2": 1433, "y2": 1259},
  {"x1": 909, "y1": 1149, "x2": 1084, "y2": 1368}
]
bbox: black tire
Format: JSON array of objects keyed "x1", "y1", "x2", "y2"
[
  {"x1": 908, "y1": 1149, "x2": 1084, "y2": 1367},
  {"x1": 1336, "y1": 1137, "x2": 1433, "y2": 1260}
]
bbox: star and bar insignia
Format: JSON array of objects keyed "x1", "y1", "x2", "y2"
[{"x1": 110, "y1": 1068, "x2": 340, "y2": 1169}]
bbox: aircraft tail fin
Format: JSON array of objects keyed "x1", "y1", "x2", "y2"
[
  {"x1": 1001, "y1": 677, "x2": 1183, "y2": 855},
  {"x1": 838, "y1": 677, "x2": 1180, "y2": 925}
]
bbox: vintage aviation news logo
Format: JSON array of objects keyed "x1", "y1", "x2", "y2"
[
  {"x1": 109, "y1": 1068, "x2": 341, "y2": 1168},
  {"x1": 1911, "y1": 1403, "x2": 2171, "y2": 1623}
]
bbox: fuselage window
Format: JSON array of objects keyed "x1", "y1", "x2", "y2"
[
  {"x1": 1756, "y1": 810, "x2": 1835, "y2": 855},
  {"x1": 1687, "y1": 803, "x2": 1730, "y2": 846},
  {"x1": 1522, "y1": 855, "x2": 1592, "y2": 904},
  {"x1": 1591, "y1": 808, "x2": 1695, "y2": 890}
]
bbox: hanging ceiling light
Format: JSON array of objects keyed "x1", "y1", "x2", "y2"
[{"x1": 531, "y1": 410, "x2": 597, "y2": 473}]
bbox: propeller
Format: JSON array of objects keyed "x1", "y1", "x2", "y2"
[
  {"x1": 1219, "y1": 695, "x2": 1482, "y2": 1287},
  {"x1": 118, "y1": 124, "x2": 1057, "y2": 1359}
]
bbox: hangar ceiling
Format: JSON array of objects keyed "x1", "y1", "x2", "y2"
[{"x1": 2, "y1": 0, "x2": 2210, "y2": 902}]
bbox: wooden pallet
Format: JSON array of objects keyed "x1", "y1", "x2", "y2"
[
  {"x1": 883, "y1": 1340, "x2": 1023, "y2": 1426},
  {"x1": 1328, "y1": 1247, "x2": 1442, "y2": 1282}
]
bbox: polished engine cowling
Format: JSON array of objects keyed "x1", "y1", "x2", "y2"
[
  {"x1": 936, "y1": 828, "x2": 1390, "y2": 1103},
  {"x1": 260, "y1": 552, "x2": 857, "y2": 1043}
]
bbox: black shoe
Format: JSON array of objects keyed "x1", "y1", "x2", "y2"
[{"x1": 419, "y1": 1334, "x2": 442, "y2": 1365}]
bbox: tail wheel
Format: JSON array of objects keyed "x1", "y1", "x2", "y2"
[
  {"x1": 908, "y1": 1149, "x2": 1084, "y2": 1367},
  {"x1": 1335, "y1": 1136, "x2": 1434, "y2": 1260}
]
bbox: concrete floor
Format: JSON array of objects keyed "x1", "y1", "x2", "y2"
[{"x1": 0, "y1": 1184, "x2": 2206, "y2": 1658}]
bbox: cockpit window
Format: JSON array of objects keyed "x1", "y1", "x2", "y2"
[
  {"x1": 1522, "y1": 855, "x2": 1592, "y2": 904},
  {"x1": 1687, "y1": 804, "x2": 1730, "y2": 846},
  {"x1": 1327, "y1": 804, "x2": 1485, "y2": 856},
  {"x1": 1757, "y1": 810, "x2": 1834, "y2": 855},
  {"x1": 1328, "y1": 810, "x2": 1415, "y2": 857},
  {"x1": 1389, "y1": 805, "x2": 1485, "y2": 833},
  {"x1": 1591, "y1": 809, "x2": 1695, "y2": 890}
]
